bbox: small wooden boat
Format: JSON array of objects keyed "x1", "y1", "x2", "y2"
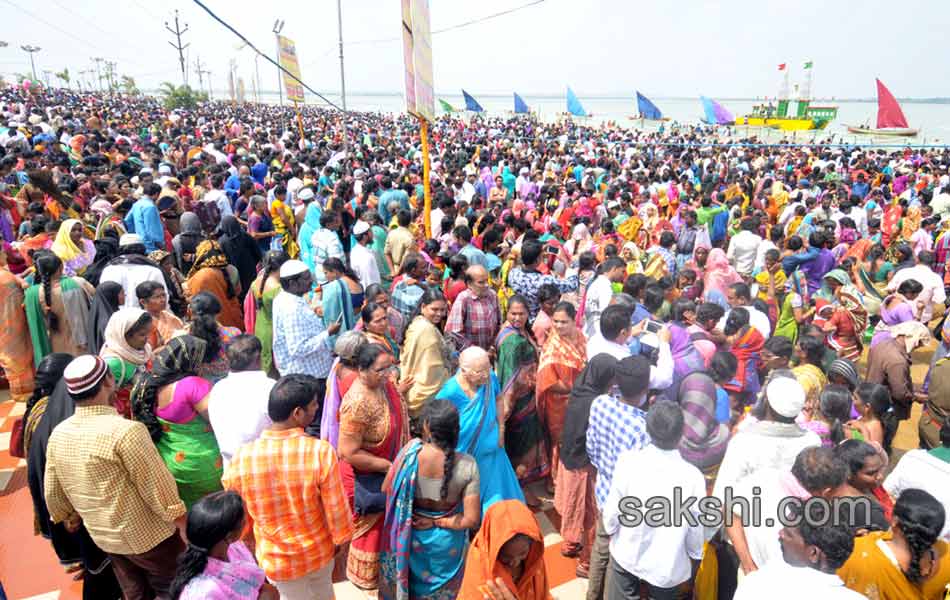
[
  {"x1": 629, "y1": 91, "x2": 670, "y2": 121},
  {"x1": 846, "y1": 79, "x2": 918, "y2": 137}
]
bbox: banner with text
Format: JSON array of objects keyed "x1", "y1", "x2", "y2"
[
  {"x1": 401, "y1": 0, "x2": 434, "y2": 122},
  {"x1": 278, "y1": 35, "x2": 305, "y2": 103}
]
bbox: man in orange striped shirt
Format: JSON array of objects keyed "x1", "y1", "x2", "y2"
[{"x1": 223, "y1": 374, "x2": 353, "y2": 599}]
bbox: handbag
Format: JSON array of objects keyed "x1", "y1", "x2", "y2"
[{"x1": 353, "y1": 472, "x2": 387, "y2": 516}]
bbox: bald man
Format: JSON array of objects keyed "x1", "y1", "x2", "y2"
[
  {"x1": 435, "y1": 346, "x2": 525, "y2": 513},
  {"x1": 445, "y1": 264, "x2": 502, "y2": 351}
]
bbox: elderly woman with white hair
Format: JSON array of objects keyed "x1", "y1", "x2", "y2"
[{"x1": 435, "y1": 345, "x2": 525, "y2": 514}]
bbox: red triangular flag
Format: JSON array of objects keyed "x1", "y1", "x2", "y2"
[{"x1": 778, "y1": 63, "x2": 787, "y2": 70}]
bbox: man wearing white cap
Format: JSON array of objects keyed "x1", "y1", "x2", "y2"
[
  {"x1": 99, "y1": 233, "x2": 169, "y2": 308},
  {"x1": 44, "y1": 355, "x2": 186, "y2": 598},
  {"x1": 712, "y1": 373, "x2": 821, "y2": 588},
  {"x1": 349, "y1": 220, "x2": 380, "y2": 286},
  {"x1": 272, "y1": 260, "x2": 342, "y2": 415}
]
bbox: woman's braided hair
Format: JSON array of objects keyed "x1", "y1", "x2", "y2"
[
  {"x1": 893, "y1": 488, "x2": 945, "y2": 583},
  {"x1": 423, "y1": 399, "x2": 461, "y2": 501},
  {"x1": 34, "y1": 250, "x2": 63, "y2": 333}
]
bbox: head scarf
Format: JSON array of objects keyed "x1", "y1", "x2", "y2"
[
  {"x1": 703, "y1": 248, "x2": 743, "y2": 297},
  {"x1": 459, "y1": 500, "x2": 550, "y2": 600},
  {"x1": 187, "y1": 239, "x2": 229, "y2": 278},
  {"x1": 49, "y1": 219, "x2": 84, "y2": 262},
  {"x1": 179, "y1": 211, "x2": 202, "y2": 236},
  {"x1": 130, "y1": 334, "x2": 207, "y2": 442},
  {"x1": 99, "y1": 307, "x2": 153, "y2": 365},
  {"x1": 84, "y1": 281, "x2": 124, "y2": 355},
  {"x1": 678, "y1": 372, "x2": 730, "y2": 471},
  {"x1": 217, "y1": 214, "x2": 243, "y2": 240},
  {"x1": 560, "y1": 354, "x2": 618, "y2": 470},
  {"x1": 900, "y1": 205, "x2": 922, "y2": 240},
  {"x1": 890, "y1": 320, "x2": 932, "y2": 354}
]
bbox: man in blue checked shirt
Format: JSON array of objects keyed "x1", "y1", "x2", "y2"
[
  {"x1": 271, "y1": 259, "x2": 342, "y2": 435},
  {"x1": 584, "y1": 355, "x2": 652, "y2": 599}
]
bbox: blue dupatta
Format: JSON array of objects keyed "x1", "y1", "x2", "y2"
[
  {"x1": 321, "y1": 278, "x2": 354, "y2": 345},
  {"x1": 379, "y1": 439, "x2": 468, "y2": 600}
]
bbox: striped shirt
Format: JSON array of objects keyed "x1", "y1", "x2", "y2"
[
  {"x1": 222, "y1": 428, "x2": 353, "y2": 581},
  {"x1": 586, "y1": 394, "x2": 650, "y2": 509}
]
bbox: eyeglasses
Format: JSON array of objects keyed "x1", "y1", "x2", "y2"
[{"x1": 373, "y1": 365, "x2": 397, "y2": 375}]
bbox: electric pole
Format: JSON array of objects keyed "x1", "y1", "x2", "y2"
[
  {"x1": 165, "y1": 9, "x2": 190, "y2": 86},
  {"x1": 106, "y1": 61, "x2": 117, "y2": 92},
  {"x1": 42, "y1": 69, "x2": 51, "y2": 88},
  {"x1": 194, "y1": 56, "x2": 205, "y2": 92},
  {"x1": 205, "y1": 70, "x2": 213, "y2": 100},
  {"x1": 21, "y1": 45, "x2": 41, "y2": 81},
  {"x1": 336, "y1": 0, "x2": 348, "y2": 149},
  {"x1": 272, "y1": 19, "x2": 285, "y2": 107},
  {"x1": 92, "y1": 57, "x2": 104, "y2": 91}
]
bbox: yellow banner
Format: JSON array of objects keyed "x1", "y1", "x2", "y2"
[
  {"x1": 278, "y1": 35, "x2": 305, "y2": 103},
  {"x1": 401, "y1": 0, "x2": 434, "y2": 122}
]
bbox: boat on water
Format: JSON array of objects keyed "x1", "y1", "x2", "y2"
[
  {"x1": 560, "y1": 86, "x2": 594, "y2": 119},
  {"x1": 700, "y1": 96, "x2": 734, "y2": 126},
  {"x1": 629, "y1": 91, "x2": 669, "y2": 121},
  {"x1": 846, "y1": 79, "x2": 918, "y2": 137},
  {"x1": 461, "y1": 89, "x2": 484, "y2": 113},
  {"x1": 735, "y1": 62, "x2": 838, "y2": 131}
]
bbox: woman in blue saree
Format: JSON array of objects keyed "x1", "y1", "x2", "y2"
[
  {"x1": 297, "y1": 198, "x2": 322, "y2": 272},
  {"x1": 321, "y1": 258, "x2": 356, "y2": 345},
  {"x1": 435, "y1": 346, "x2": 524, "y2": 514},
  {"x1": 380, "y1": 400, "x2": 481, "y2": 600}
]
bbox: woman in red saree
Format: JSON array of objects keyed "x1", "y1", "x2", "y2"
[
  {"x1": 881, "y1": 203, "x2": 903, "y2": 248},
  {"x1": 721, "y1": 307, "x2": 765, "y2": 410},
  {"x1": 338, "y1": 344, "x2": 409, "y2": 590},
  {"x1": 536, "y1": 302, "x2": 586, "y2": 481}
]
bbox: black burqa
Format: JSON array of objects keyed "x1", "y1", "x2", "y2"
[
  {"x1": 85, "y1": 281, "x2": 124, "y2": 355},
  {"x1": 559, "y1": 353, "x2": 619, "y2": 470},
  {"x1": 25, "y1": 354, "x2": 122, "y2": 599},
  {"x1": 217, "y1": 215, "x2": 263, "y2": 301}
]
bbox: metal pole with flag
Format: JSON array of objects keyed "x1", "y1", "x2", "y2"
[{"x1": 401, "y1": 0, "x2": 434, "y2": 238}]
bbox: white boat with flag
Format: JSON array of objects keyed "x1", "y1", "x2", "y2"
[{"x1": 847, "y1": 79, "x2": 918, "y2": 137}]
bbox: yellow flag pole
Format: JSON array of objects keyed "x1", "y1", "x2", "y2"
[
  {"x1": 419, "y1": 115, "x2": 432, "y2": 239},
  {"x1": 293, "y1": 101, "x2": 305, "y2": 143}
]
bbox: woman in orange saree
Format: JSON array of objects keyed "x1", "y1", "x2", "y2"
[
  {"x1": 0, "y1": 246, "x2": 33, "y2": 401},
  {"x1": 536, "y1": 302, "x2": 586, "y2": 480}
]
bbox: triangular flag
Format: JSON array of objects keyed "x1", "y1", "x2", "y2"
[
  {"x1": 803, "y1": 61, "x2": 813, "y2": 69},
  {"x1": 778, "y1": 63, "x2": 786, "y2": 71},
  {"x1": 438, "y1": 98, "x2": 456, "y2": 113}
]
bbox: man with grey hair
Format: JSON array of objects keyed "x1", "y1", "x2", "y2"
[
  {"x1": 445, "y1": 264, "x2": 502, "y2": 350},
  {"x1": 435, "y1": 346, "x2": 525, "y2": 513}
]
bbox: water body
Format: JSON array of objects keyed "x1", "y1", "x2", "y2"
[{"x1": 213, "y1": 91, "x2": 950, "y2": 145}]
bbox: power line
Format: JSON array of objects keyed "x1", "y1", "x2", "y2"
[{"x1": 189, "y1": 0, "x2": 343, "y2": 111}]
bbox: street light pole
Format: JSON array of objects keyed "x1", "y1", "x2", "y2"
[
  {"x1": 336, "y1": 0, "x2": 348, "y2": 150},
  {"x1": 272, "y1": 19, "x2": 284, "y2": 107},
  {"x1": 92, "y1": 57, "x2": 104, "y2": 91},
  {"x1": 21, "y1": 45, "x2": 41, "y2": 80}
]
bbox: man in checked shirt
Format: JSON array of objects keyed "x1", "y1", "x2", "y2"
[{"x1": 445, "y1": 264, "x2": 502, "y2": 351}]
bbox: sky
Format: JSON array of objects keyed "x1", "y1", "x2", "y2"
[{"x1": 1, "y1": 0, "x2": 947, "y2": 100}]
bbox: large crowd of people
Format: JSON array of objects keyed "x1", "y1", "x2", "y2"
[{"x1": 4, "y1": 85, "x2": 950, "y2": 599}]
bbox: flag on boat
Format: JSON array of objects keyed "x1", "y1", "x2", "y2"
[
  {"x1": 700, "y1": 96, "x2": 734, "y2": 125},
  {"x1": 636, "y1": 91, "x2": 663, "y2": 120},
  {"x1": 566, "y1": 86, "x2": 587, "y2": 117},
  {"x1": 513, "y1": 92, "x2": 529, "y2": 114},
  {"x1": 462, "y1": 89, "x2": 484, "y2": 112},
  {"x1": 439, "y1": 98, "x2": 457, "y2": 113},
  {"x1": 778, "y1": 63, "x2": 786, "y2": 71},
  {"x1": 875, "y1": 78, "x2": 909, "y2": 129},
  {"x1": 803, "y1": 61, "x2": 813, "y2": 69}
]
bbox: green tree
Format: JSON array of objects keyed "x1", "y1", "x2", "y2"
[
  {"x1": 158, "y1": 82, "x2": 208, "y2": 109},
  {"x1": 54, "y1": 67, "x2": 70, "y2": 89},
  {"x1": 120, "y1": 75, "x2": 139, "y2": 96}
]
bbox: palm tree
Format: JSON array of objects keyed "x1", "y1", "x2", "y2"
[
  {"x1": 54, "y1": 67, "x2": 70, "y2": 89},
  {"x1": 120, "y1": 75, "x2": 139, "y2": 96}
]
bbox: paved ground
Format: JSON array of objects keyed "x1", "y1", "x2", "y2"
[{"x1": 0, "y1": 340, "x2": 935, "y2": 598}]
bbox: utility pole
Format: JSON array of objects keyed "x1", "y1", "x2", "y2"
[
  {"x1": 165, "y1": 9, "x2": 190, "y2": 86},
  {"x1": 42, "y1": 69, "x2": 51, "y2": 88},
  {"x1": 194, "y1": 56, "x2": 205, "y2": 92},
  {"x1": 272, "y1": 19, "x2": 285, "y2": 106},
  {"x1": 106, "y1": 60, "x2": 117, "y2": 92},
  {"x1": 336, "y1": 0, "x2": 348, "y2": 149},
  {"x1": 205, "y1": 70, "x2": 213, "y2": 100},
  {"x1": 21, "y1": 45, "x2": 41, "y2": 81},
  {"x1": 92, "y1": 57, "x2": 104, "y2": 91}
]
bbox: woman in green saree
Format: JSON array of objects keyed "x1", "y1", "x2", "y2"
[
  {"x1": 24, "y1": 250, "x2": 94, "y2": 364},
  {"x1": 99, "y1": 307, "x2": 154, "y2": 418},
  {"x1": 494, "y1": 294, "x2": 549, "y2": 507},
  {"x1": 251, "y1": 250, "x2": 289, "y2": 377},
  {"x1": 773, "y1": 270, "x2": 812, "y2": 344},
  {"x1": 130, "y1": 334, "x2": 223, "y2": 508}
]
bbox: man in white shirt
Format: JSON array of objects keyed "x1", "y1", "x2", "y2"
[
  {"x1": 99, "y1": 234, "x2": 168, "y2": 308},
  {"x1": 844, "y1": 198, "x2": 869, "y2": 237},
  {"x1": 208, "y1": 335, "x2": 275, "y2": 467},
  {"x1": 602, "y1": 400, "x2": 706, "y2": 598},
  {"x1": 726, "y1": 218, "x2": 762, "y2": 277},
  {"x1": 930, "y1": 184, "x2": 950, "y2": 220},
  {"x1": 587, "y1": 305, "x2": 675, "y2": 390},
  {"x1": 713, "y1": 376, "x2": 821, "y2": 577},
  {"x1": 734, "y1": 505, "x2": 864, "y2": 599},
  {"x1": 583, "y1": 257, "x2": 627, "y2": 339},
  {"x1": 718, "y1": 283, "x2": 772, "y2": 339},
  {"x1": 349, "y1": 220, "x2": 381, "y2": 286},
  {"x1": 884, "y1": 435, "x2": 950, "y2": 540},
  {"x1": 886, "y1": 250, "x2": 946, "y2": 322}
]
